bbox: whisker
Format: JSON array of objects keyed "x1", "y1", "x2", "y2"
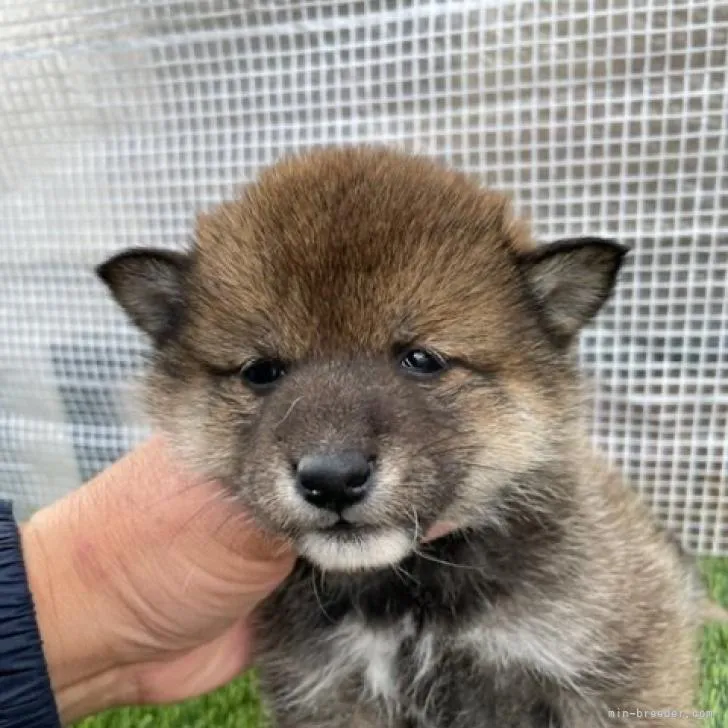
[
  {"x1": 410, "y1": 506, "x2": 422, "y2": 542},
  {"x1": 311, "y1": 568, "x2": 335, "y2": 624},
  {"x1": 411, "y1": 545, "x2": 486, "y2": 572},
  {"x1": 392, "y1": 563, "x2": 420, "y2": 587},
  {"x1": 440, "y1": 458, "x2": 524, "y2": 478},
  {"x1": 275, "y1": 396, "x2": 303, "y2": 430},
  {"x1": 408, "y1": 429, "x2": 478, "y2": 459}
]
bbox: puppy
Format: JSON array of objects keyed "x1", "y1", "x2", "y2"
[{"x1": 98, "y1": 147, "x2": 698, "y2": 727}]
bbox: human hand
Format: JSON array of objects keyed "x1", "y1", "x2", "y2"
[{"x1": 22, "y1": 435, "x2": 295, "y2": 724}]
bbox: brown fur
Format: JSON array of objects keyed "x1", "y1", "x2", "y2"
[{"x1": 98, "y1": 146, "x2": 700, "y2": 727}]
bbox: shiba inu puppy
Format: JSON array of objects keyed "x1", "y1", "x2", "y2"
[{"x1": 98, "y1": 147, "x2": 698, "y2": 727}]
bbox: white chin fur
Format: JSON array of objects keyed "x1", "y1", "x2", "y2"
[{"x1": 300, "y1": 529, "x2": 413, "y2": 572}]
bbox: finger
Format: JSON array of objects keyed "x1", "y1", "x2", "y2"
[
  {"x1": 133, "y1": 619, "x2": 253, "y2": 705},
  {"x1": 123, "y1": 435, "x2": 296, "y2": 568}
]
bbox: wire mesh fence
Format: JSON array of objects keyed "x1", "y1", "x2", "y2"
[{"x1": 0, "y1": 0, "x2": 725, "y2": 553}]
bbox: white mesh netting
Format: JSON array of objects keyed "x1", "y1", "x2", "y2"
[{"x1": 0, "y1": 1, "x2": 725, "y2": 553}]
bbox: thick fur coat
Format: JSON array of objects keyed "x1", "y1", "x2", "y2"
[{"x1": 98, "y1": 147, "x2": 699, "y2": 727}]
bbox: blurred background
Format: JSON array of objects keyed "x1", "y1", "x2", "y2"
[{"x1": 0, "y1": 0, "x2": 725, "y2": 554}]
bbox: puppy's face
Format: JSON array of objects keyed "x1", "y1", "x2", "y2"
[{"x1": 98, "y1": 147, "x2": 626, "y2": 571}]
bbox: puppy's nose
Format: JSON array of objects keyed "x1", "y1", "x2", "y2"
[{"x1": 296, "y1": 451, "x2": 374, "y2": 512}]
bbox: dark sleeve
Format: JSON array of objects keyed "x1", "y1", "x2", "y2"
[{"x1": 0, "y1": 500, "x2": 62, "y2": 727}]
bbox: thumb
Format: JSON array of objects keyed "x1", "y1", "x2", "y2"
[{"x1": 132, "y1": 619, "x2": 253, "y2": 704}]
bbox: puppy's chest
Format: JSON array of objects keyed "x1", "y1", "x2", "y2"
[
  {"x1": 271, "y1": 617, "x2": 557, "y2": 727},
  {"x1": 289, "y1": 616, "x2": 441, "y2": 715}
]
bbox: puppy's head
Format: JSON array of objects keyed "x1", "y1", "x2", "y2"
[{"x1": 98, "y1": 147, "x2": 626, "y2": 571}]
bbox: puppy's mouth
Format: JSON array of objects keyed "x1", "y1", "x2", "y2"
[
  {"x1": 323, "y1": 519, "x2": 374, "y2": 535},
  {"x1": 298, "y1": 519, "x2": 414, "y2": 572}
]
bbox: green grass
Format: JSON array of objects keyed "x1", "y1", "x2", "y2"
[
  {"x1": 78, "y1": 558, "x2": 728, "y2": 727},
  {"x1": 75, "y1": 672, "x2": 268, "y2": 728},
  {"x1": 699, "y1": 558, "x2": 728, "y2": 726}
]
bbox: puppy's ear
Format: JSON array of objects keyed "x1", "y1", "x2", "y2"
[
  {"x1": 520, "y1": 237, "x2": 629, "y2": 343},
  {"x1": 96, "y1": 248, "x2": 189, "y2": 344}
]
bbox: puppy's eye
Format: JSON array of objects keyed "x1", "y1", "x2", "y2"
[
  {"x1": 398, "y1": 348, "x2": 449, "y2": 377},
  {"x1": 240, "y1": 358, "x2": 286, "y2": 391}
]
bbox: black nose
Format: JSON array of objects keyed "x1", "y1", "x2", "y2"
[{"x1": 296, "y1": 451, "x2": 374, "y2": 512}]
